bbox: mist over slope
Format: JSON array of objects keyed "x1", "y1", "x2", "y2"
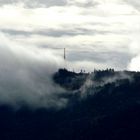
[
  {"x1": 0, "y1": 69, "x2": 140, "y2": 140},
  {"x1": 0, "y1": 36, "x2": 68, "y2": 109}
]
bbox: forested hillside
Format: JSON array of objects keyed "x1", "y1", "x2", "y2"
[{"x1": 0, "y1": 69, "x2": 140, "y2": 140}]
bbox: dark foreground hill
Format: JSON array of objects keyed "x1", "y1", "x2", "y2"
[{"x1": 1, "y1": 69, "x2": 140, "y2": 140}]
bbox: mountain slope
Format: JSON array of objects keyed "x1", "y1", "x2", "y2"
[{"x1": 0, "y1": 69, "x2": 140, "y2": 140}]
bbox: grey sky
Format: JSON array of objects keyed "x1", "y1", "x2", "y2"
[
  {"x1": 0, "y1": 0, "x2": 67, "y2": 7},
  {"x1": 0, "y1": 0, "x2": 139, "y2": 71}
]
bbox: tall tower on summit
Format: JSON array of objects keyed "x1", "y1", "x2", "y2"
[{"x1": 64, "y1": 48, "x2": 66, "y2": 60}]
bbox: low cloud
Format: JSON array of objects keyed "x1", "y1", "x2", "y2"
[
  {"x1": 0, "y1": 33, "x2": 68, "y2": 109},
  {"x1": 128, "y1": 36, "x2": 140, "y2": 71}
]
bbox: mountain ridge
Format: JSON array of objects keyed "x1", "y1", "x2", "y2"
[{"x1": 0, "y1": 68, "x2": 140, "y2": 140}]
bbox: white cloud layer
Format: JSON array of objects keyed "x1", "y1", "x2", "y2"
[
  {"x1": 0, "y1": 32, "x2": 68, "y2": 109},
  {"x1": 0, "y1": 1, "x2": 139, "y2": 70}
]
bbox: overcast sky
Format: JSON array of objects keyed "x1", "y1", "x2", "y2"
[{"x1": 0, "y1": 0, "x2": 140, "y2": 71}]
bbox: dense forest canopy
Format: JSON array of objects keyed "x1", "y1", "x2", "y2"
[{"x1": 0, "y1": 68, "x2": 140, "y2": 140}]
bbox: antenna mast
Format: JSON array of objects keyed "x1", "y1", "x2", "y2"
[{"x1": 64, "y1": 48, "x2": 66, "y2": 60}]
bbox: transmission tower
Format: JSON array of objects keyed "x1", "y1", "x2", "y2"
[{"x1": 64, "y1": 48, "x2": 66, "y2": 60}]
